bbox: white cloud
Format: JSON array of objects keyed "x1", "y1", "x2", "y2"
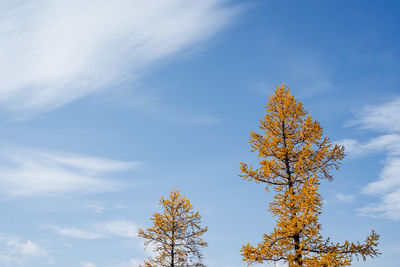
[
  {"x1": 363, "y1": 158, "x2": 400, "y2": 195},
  {"x1": 82, "y1": 259, "x2": 144, "y2": 267},
  {"x1": 94, "y1": 220, "x2": 138, "y2": 239},
  {"x1": 6, "y1": 239, "x2": 50, "y2": 260},
  {"x1": 83, "y1": 203, "x2": 107, "y2": 214},
  {"x1": 358, "y1": 189, "x2": 400, "y2": 220},
  {"x1": 0, "y1": 237, "x2": 52, "y2": 265},
  {"x1": 335, "y1": 138, "x2": 361, "y2": 155},
  {"x1": 358, "y1": 157, "x2": 400, "y2": 220},
  {"x1": 41, "y1": 224, "x2": 102, "y2": 240},
  {"x1": 110, "y1": 259, "x2": 142, "y2": 267},
  {"x1": 334, "y1": 193, "x2": 355, "y2": 203},
  {"x1": 32, "y1": 151, "x2": 139, "y2": 175},
  {"x1": 347, "y1": 97, "x2": 400, "y2": 133},
  {"x1": 43, "y1": 220, "x2": 138, "y2": 239},
  {"x1": 344, "y1": 97, "x2": 400, "y2": 220},
  {"x1": 337, "y1": 134, "x2": 400, "y2": 157},
  {"x1": 0, "y1": 147, "x2": 139, "y2": 197},
  {"x1": 0, "y1": 0, "x2": 239, "y2": 114}
]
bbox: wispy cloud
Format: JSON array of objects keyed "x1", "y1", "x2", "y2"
[
  {"x1": 41, "y1": 225, "x2": 102, "y2": 240},
  {"x1": 337, "y1": 134, "x2": 400, "y2": 157},
  {"x1": 334, "y1": 193, "x2": 355, "y2": 203},
  {"x1": 358, "y1": 158, "x2": 400, "y2": 220},
  {"x1": 82, "y1": 259, "x2": 145, "y2": 267},
  {"x1": 44, "y1": 220, "x2": 146, "y2": 267},
  {"x1": 0, "y1": 237, "x2": 52, "y2": 265},
  {"x1": 0, "y1": 0, "x2": 240, "y2": 114},
  {"x1": 174, "y1": 115, "x2": 222, "y2": 126},
  {"x1": 110, "y1": 259, "x2": 142, "y2": 267},
  {"x1": 82, "y1": 203, "x2": 107, "y2": 214},
  {"x1": 347, "y1": 97, "x2": 400, "y2": 133},
  {"x1": 358, "y1": 190, "x2": 400, "y2": 221},
  {"x1": 363, "y1": 158, "x2": 400, "y2": 195},
  {"x1": 343, "y1": 97, "x2": 400, "y2": 220},
  {"x1": 42, "y1": 220, "x2": 138, "y2": 240},
  {"x1": 0, "y1": 147, "x2": 139, "y2": 197},
  {"x1": 94, "y1": 220, "x2": 137, "y2": 238}
]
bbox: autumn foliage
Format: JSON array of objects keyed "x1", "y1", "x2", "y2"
[
  {"x1": 240, "y1": 85, "x2": 380, "y2": 266},
  {"x1": 138, "y1": 189, "x2": 208, "y2": 267}
]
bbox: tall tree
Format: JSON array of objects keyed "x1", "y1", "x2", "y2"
[
  {"x1": 240, "y1": 85, "x2": 380, "y2": 266},
  {"x1": 138, "y1": 189, "x2": 208, "y2": 267}
]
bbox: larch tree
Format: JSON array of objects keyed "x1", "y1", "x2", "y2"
[
  {"x1": 240, "y1": 85, "x2": 380, "y2": 266},
  {"x1": 138, "y1": 189, "x2": 208, "y2": 267}
]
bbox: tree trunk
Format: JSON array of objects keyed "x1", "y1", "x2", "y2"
[
  {"x1": 294, "y1": 233, "x2": 302, "y2": 265},
  {"x1": 171, "y1": 245, "x2": 174, "y2": 267},
  {"x1": 282, "y1": 120, "x2": 302, "y2": 266},
  {"x1": 171, "y1": 226, "x2": 175, "y2": 267}
]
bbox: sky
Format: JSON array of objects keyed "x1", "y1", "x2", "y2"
[{"x1": 0, "y1": 0, "x2": 399, "y2": 266}]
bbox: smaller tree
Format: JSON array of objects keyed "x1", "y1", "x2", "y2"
[{"x1": 138, "y1": 189, "x2": 208, "y2": 267}]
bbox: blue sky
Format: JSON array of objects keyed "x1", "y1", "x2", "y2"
[{"x1": 0, "y1": 0, "x2": 399, "y2": 266}]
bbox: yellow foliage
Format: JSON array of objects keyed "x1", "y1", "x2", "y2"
[
  {"x1": 240, "y1": 84, "x2": 380, "y2": 266},
  {"x1": 138, "y1": 189, "x2": 208, "y2": 267}
]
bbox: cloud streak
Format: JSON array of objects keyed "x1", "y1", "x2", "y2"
[
  {"x1": 334, "y1": 193, "x2": 355, "y2": 203},
  {"x1": 42, "y1": 220, "x2": 138, "y2": 240},
  {"x1": 110, "y1": 259, "x2": 142, "y2": 267},
  {"x1": 347, "y1": 97, "x2": 400, "y2": 133},
  {"x1": 357, "y1": 158, "x2": 400, "y2": 220},
  {"x1": 343, "y1": 97, "x2": 400, "y2": 220},
  {"x1": 0, "y1": 237, "x2": 52, "y2": 265},
  {"x1": 358, "y1": 159, "x2": 400, "y2": 220},
  {"x1": 0, "y1": 0, "x2": 239, "y2": 114},
  {"x1": 337, "y1": 134, "x2": 400, "y2": 157},
  {"x1": 0, "y1": 147, "x2": 139, "y2": 197}
]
